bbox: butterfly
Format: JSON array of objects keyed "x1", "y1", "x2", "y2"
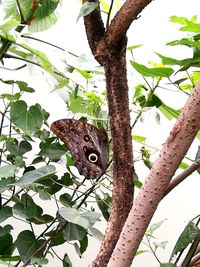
[{"x1": 50, "y1": 119, "x2": 109, "y2": 179}]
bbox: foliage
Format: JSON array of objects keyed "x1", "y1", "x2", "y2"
[{"x1": 0, "y1": 1, "x2": 200, "y2": 266}]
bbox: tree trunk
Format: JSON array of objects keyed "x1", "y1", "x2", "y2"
[{"x1": 108, "y1": 80, "x2": 200, "y2": 266}]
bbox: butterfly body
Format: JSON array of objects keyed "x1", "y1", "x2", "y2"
[{"x1": 50, "y1": 119, "x2": 109, "y2": 179}]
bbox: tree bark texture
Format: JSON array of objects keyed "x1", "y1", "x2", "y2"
[
  {"x1": 82, "y1": 0, "x2": 153, "y2": 266},
  {"x1": 108, "y1": 80, "x2": 200, "y2": 267}
]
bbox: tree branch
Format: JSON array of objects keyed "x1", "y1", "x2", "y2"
[
  {"x1": 82, "y1": 0, "x2": 105, "y2": 62},
  {"x1": 108, "y1": 80, "x2": 200, "y2": 267},
  {"x1": 164, "y1": 159, "x2": 200, "y2": 197},
  {"x1": 104, "y1": 0, "x2": 152, "y2": 48}
]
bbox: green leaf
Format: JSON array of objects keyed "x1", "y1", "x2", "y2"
[
  {"x1": 18, "y1": 43, "x2": 54, "y2": 73},
  {"x1": 0, "y1": 177, "x2": 15, "y2": 193},
  {"x1": 146, "y1": 220, "x2": 166, "y2": 236},
  {"x1": 0, "y1": 17, "x2": 20, "y2": 32},
  {"x1": 81, "y1": 211, "x2": 101, "y2": 226},
  {"x1": 0, "y1": 165, "x2": 16, "y2": 178},
  {"x1": 16, "y1": 81, "x2": 35, "y2": 92},
  {"x1": 132, "y1": 135, "x2": 146, "y2": 143},
  {"x1": 7, "y1": 140, "x2": 32, "y2": 157},
  {"x1": 0, "y1": 226, "x2": 13, "y2": 256},
  {"x1": 15, "y1": 230, "x2": 45, "y2": 262},
  {"x1": 58, "y1": 207, "x2": 89, "y2": 229},
  {"x1": 63, "y1": 253, "x2": 72, "y2": 267},
  {"x1": 130, "y1": 61, "x2": 174, "y2": 77},
  {"x1": 10, "y1": 100, "x2": 44, "y2": 135},
  {"x1": 159, "y1": 103, "x2": 180, "y2": 120},
  {"x1": 13, "y1": 193, "x2": 43, "y2": 220},
  {"x1": 74, "y1": 66, "x2": 93, "y2": 79},
  {"x1": 127, "y1": 44, "x2": 143, "y2": 51},
  {"x1": 63, "y1": 223, "x2": 86, "y2": 241},
  {"x1": 170, "y1": 16, "x2": 200, "y2": 33},
  {"x1": 89, "y1": 227, "x2": 104, "y2": 241},
  {"x1": 170, "y1": 221, "x2": 200, "y2": 260},
  {"x1": 79, "y1": 234, "x2": 88, "y2": 255},
  {"x1": 96, "y1": 194, "x2": 111, "y2": 221},
  {"x1": 77, "y1": 2, "x2": 98, "y2": 22},
  {"x1": 179, "y1": 161, "x2": 189, "y2": 169},
  {"x1": 12, "y1": 165, "x2": 55, "y2": 188},
  {"x1": 0, "y1": 207, "x2": 13, "y2": 223},
  {"x1": 39, "y1": 142, "x2": 67, "y2": 161}
]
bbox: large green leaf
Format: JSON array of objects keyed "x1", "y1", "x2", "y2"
[
  {"x1": 12, "y1": 165, "x2": 55, "y2": 188},
  {"x1": 0, "y1": 165, "x2": 16, "y2": 178},
  {"x1": 15, "y1": 230, "x2": 45, "y2": 262},
  {"x1": 0, "y1": 226, "x2": 14, "y2": 256},
  {"x1": 10, "y1": 100, "x2": 44, "y2": 135},
  {"x1": 18, "y1": 43, "x2": 54, "y2": 72},
  {"x1": 170, "y1": 221, "x2": 200, "y2": 260},
  {"x1": 39, "y1": 142, "x2": 67, "y2": 161},
  {"x1": 130, "y1": 61, "x2": 174, "y2": 77},
  {"x1": 58, "y1": 207, "x2": 89, "y2": 229}
]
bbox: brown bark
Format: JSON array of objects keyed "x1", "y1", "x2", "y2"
[
  {"x1": 92, "y1": 39, "x2": 134, "y2": 267},
  {"x1": 108, "y1": 80, "x2": 200, "y2": 267},
  {"x1": 82, "y1": 0, "x2": 154, "y2": 266}
]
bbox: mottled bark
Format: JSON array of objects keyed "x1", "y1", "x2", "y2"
[
  {"x1": 108, "y1": 80, "x2": 200, "y2": 267},
  {"x1": 82, "y1": 0, "x2": 153, "y2": 266}
]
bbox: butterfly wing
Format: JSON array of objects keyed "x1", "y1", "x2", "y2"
[{"x1": 50, "y1": 119, "x2": 109, "y2": 179}]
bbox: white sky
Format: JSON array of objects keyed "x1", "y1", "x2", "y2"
[{"x1": 1, "y1": 0, "x2": 200, "y2": 266}]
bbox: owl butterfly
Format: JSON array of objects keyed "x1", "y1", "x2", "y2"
[{"x1": 50, "y1": 119, "x2": 109, "y2": 179}]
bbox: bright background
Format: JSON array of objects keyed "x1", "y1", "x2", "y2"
[{"x1": 1, "y1": 0, "x2": 200, "y2": 266}]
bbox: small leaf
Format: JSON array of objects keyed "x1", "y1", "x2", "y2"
[
  {"x1": 77, "y1": 2, "x2": 98, "y2": 22},
  {"x1": 89, "y1": 227, "x2": 104, "y2": 241},
  {"x1": 179, "y1": 161, "x2": 188, "y2": 169},
  {"x1": 147, "y1": 220, "x2": 166, "y2": 236},
  {"x1": 16, "y1": 81, "x2": 35, "y2": 92},
  {"x1": 63, "y1": 253, "x2": 72, "y2": 267},
  {"x1": 132, "y1": 135, "x2": 146, "y2": 143}
]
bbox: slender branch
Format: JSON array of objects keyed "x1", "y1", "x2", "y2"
[
  {"x1": 16, "y1": 0, "x2": 25, "y2": 23},
  {"x1": 164, "y1": 159, "x2": 200, "y2": 197},
  {"x1": 0, "y1": 64, "x2": 27, "y2": 71},
  {"x1": 190, "y1": 245, "x2": 200, "y2": 266},
  {"x1": 4, "y1": 53, "x2": 68, "y2": 79},
  {"x1": 106, "y1": 0, "x2": 114, "y2": 29},
  {"x1": 21, "y1": 35, "x2": 65, "y2": 51}
]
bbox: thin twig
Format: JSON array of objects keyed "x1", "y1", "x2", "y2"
[{"x1": 106, "y1": 0, "x2": 115, "y2": 29}]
